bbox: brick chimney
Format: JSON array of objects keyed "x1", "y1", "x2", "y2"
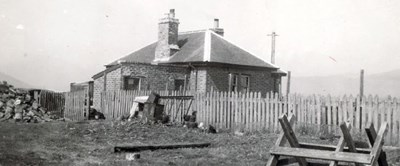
[
  {"x1": 210, "y1": 18, "x2": 224, "y2": 36},
  {"x1": 154, "y1": 9, "x2": 180, "y2": 62}
]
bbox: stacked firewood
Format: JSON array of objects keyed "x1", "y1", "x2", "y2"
[{"x1": 0, "y1": 81, "x2": 62, "y2": 123}]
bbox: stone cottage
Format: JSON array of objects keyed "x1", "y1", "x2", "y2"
[{"x1": 92, "y1": 9, "x2": 286, "y2": 108}]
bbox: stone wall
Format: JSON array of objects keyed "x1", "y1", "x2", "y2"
[
  {"x1": 121, "y1": 64, "x2": 189, "y2": 91},
  {"x1": 92, "y1": 67, "x2": 121, "y2": 108},
  {"x1": 92, "y1": 63, "x2": 281, "y2": 108},
  {"x1": 189, "y1": 68, "x2": 207, "y2": 92}
]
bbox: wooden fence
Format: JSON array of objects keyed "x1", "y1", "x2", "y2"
[
  {"x1": 38, "y1": 90, "x2": 65, "y2": 117},
  {"x1": 64, "y1": 89, "x2": 400, "y2": 146},
  {"x1": 64, "y1": 90, "x2": 88, "y2": 121},
  {"x1": 100, "y1": 90, "x2": 194, "y2": 121},
  {"x1": 195, "y1": 91, "x2": 400, "y2": 146}
]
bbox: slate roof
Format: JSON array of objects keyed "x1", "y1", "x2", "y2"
[{"x1": 107, "y1": 30, "x2": 278, "y2": 69}]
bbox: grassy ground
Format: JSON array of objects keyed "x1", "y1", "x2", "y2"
[{"x1": 0, "y1": 120, "x2": 398, "y2": 166}]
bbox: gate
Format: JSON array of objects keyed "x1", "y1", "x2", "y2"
[{"x1": 64, "y1": 90, "x2": 89, "y2": 121}]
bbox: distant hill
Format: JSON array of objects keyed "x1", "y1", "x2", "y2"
[
  {"x1": 284, "y1": 69, "x2": 400, "y2": 97},
  {"x1": 0, "y1": 71, "x2": 33, "y2": 89}
]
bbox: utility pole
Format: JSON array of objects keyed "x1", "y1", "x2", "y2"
[
  {"x1": 267, "y1": 32, "x2": 278, "y2": 64},
  {"x1": 360, "y1": 69, "x2": 364, "y2": 98}
]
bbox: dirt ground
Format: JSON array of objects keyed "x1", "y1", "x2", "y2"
[{"x1": 0, "y1": 120, "x2": 399, "y2": 166}]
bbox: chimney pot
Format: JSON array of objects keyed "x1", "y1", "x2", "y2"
[
  {"x1": 214, "y1": 18, "x2": 219, "y2": 28},
  {"x1": 169, "y1": 9, "x2": 175, "y2": 18},
  {"x1": 210, "y1": 18, "x2": 224, "y2": 36}
]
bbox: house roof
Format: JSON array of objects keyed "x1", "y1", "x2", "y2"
[
  {"x1": 272, "y1": 69, "x2": 287, "y2": 76},
  {"x1": 107, "y1": 30, "x2": 278, "y2": 69}
]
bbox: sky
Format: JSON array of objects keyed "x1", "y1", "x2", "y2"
[{"x1": 1, "y1": 0, "x2": 400, "y2": 92}]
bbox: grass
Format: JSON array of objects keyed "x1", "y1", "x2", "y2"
[{"x1": 0, "y1": 120, "x2": 398, "y2": 165}]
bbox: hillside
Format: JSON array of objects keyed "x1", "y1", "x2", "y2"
[
  {"x1": 0, "y1": 72, "x2": 33, "y2": 89},
  {"x1": 283, "y1": 69, "x2": 400, "y2": 97}
]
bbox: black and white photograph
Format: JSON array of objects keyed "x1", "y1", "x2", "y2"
[{"x1": 0, "y1": 0, "x2": 399, "y2": 165}]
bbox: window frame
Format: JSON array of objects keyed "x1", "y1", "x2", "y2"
[
  {"x1": 123, "y1": 76, "x2": 141, "y2": 90},
  {"x1": 229, "y1": 73, "x2": 239, "y2": 92},
  {"x1": 241, "y1": 74, "x2": 250, "y2": 93}
]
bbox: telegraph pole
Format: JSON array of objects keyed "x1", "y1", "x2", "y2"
[
  {"x1": 267, "y1": 32, "x2": 278, "y2": 64},
  {"x1": 360, "y1": 69, "x2": 364, "y2": 98}
]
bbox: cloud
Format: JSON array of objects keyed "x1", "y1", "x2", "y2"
[{"x1": 16, "y1": 24, "x2": 24, "y2": 30}]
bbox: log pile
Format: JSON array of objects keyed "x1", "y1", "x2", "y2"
[{"x1": 0, "y1": 81, "x2": 63, "y2": 123}]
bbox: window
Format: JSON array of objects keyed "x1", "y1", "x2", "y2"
[
  {"x1": 174, "y1": 79, "x2": 185, "y2": 90},
  {"x1": 123, "y1": 77, "x2": 140, "y2": 90},
  {"x1": 229, "y1": 73, "x2": 250, "y2": 92},
  {"x1": 241, "y1": 75, "x2": 250, "y2": 93},
  {"x1": 229, "y1": 73, "x2": 238, "y2": 92}
]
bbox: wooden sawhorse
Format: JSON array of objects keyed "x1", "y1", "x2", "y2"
[{"x1": 266, "y1": 114, "x2": 388, "y2": 166}]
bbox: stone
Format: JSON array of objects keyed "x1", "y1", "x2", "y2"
[
  {"x1": 125, "y1": 153, "x2": 140, "y2": 161},
  {"x1": 5, "y1": 107, "x2": 13, "y2": 114},
  {"x1": 14, "y1": 112, "x2": 22, "y2": 120}
]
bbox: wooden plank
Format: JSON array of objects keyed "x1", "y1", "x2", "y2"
[
  {"x1": 266, "y1": 114, "x2": 296, "y2": 166},
  {"x1": 266, "y1": 93, "x2": 271, "y2": 131},
  {"x1": 339, "y1": 121, "x2": 363, "y2": 166},
  {"x1": 373, "y1": 96, "x2": 379, "y2": 131},
  {"x1": 329, "y1": 122, "x2": 352, "y2": 166},
  {"x1": 273, "y1": 93, "x2": 279, "y2": 132},
  {"x1": 356, "y1": 95, "x2": 361, "y2": 131},
  {"x1": 317, "y1": 95, "x2": 322, "y2": 132},
  {"x1": 261, "y1": 97, "x2": 266, "y2": 130},
  {"x1": 310, "y1": 96, "x2": 315, "y2": 125},
  {"x1": 207, "y1": 91, "x2": 211, "y2": 126},
  {"x1": 361, "y1": 96, "x2": 367, "y2": 132},
  {"x1": 386, "y1": 98, "x2": 393, "y2": 145},
  {"x1": 367, "y1": 95, "x2": 373, "y2": 130},
  {"x1": 365, "y1": 123, "x2": 389, "y2": 166},
  {"x1": 299, "y1": 142, "x2": 371, "y2": 154},
  {"x1": 240, "y1": 92, "x2": 245, "y2": 130},
  {"x1": 250, "y1": 92, "x2": 255, "y2": 131},
  {"x1": 226, "y1": 92, "x2": 230, "y2": 128},
  {"x1": 232, "y1": 92, "x2": 237, "y2": 130},
  {"x1": 257, "y1": 92, "x2": 262, "y2": 130},
  {"x1": 327, "y1": 95, "x2": 332, "y2": 133},
  {"x1": 114, "y1": 142, "x2": 211, "y2": 153},
  {"x1": 220, "y1": 92, "x2": 224, "y2": 128},
  {"x1": 278, "y1": 114, "x2": 307, "y2": 166},
  {"x1": 244, "y1": 92, "x2": 248, "y2": 130},
  {"x1": 394, "y1": 98, "x2": 399, "y2": 146},
  {"x1": 369, "y1": 122, "x2": 388, "y2": 166},
  {"x1": 331, "y1": 97, "x2": 336, "y2": 132},
  {"x1": 338, "y1": 96, "x2": 344, "y2": 130},
  {"x1": 269, "y1": 146, "x2": 372, "y2": 164}
]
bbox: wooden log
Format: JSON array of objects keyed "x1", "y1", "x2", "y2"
[{"x1": 114, "y1": 142, "x2": 211, "y2": 153}]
